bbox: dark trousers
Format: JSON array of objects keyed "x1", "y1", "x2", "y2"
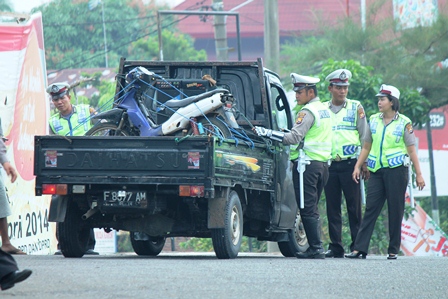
[
  {"x1": 293, "y1": 160, "x2": 329, "y2": 251},
  {"x1": 353, "y1": 166, "x2": 408, "y2": 254},
  {"x1": 293, "y1": 161, "x2": 329, "y2": 218},
  {"x1": 324, "y1": 159, "x2": 362, "y2": 253},
  {"x1": 0, "y1": 248, "x2": 18, "y2": 281}
]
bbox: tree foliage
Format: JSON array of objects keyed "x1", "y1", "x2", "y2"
[
  {"x1": 280, "y1": 2, "x2": 448, "y2": 125},
  {"x1": 32, "y1": 0, "x2": 204, "y2": 70},
  {"x1": 131, "y1": 29, "x2": 206, "y2": 61},
  {"x1": 0, "y1": 0, "x2": 12, "y2": 12}
]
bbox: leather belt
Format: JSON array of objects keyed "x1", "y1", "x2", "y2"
[{"x1": 333, "y1": 155, "x2": 357, "y2": 162}]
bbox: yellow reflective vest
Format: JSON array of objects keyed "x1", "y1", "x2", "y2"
[
  {"x1": 302, "y1": 101, "x2": 332, "y2": 162},
  {"x1": 328, "y1": 99, "x2": 362, "y2": 160},
  {"x1": 49, "y1": 104, "x2": 92, "y2": 136},
  {"x1": 367, "y1": 113, "x2": 410, "y2": 172}
]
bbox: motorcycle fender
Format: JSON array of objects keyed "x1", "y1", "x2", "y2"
[
  {"x1": 48, "y1": 195, "x2": 68, "y2": 222},
  {"x1": 91, "y1": 108, "x2": 124, "y2": 124}
]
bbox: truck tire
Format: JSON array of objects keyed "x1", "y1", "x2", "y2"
[
  {"x1": 278, "y1": 212, "x2": 309, "y2": 257},
  {"x1": 130, "y1": 232, "x2": 166, "y2": 256},
  {"x1": 58, "y1": 200, "x2": 90, "y2": 258},
  {"x1": 86, "y1": 123, "x2": 132, "y2": 136},
  {"x1": 211, "y1": 191, "x2": 243, "y2": 259}
]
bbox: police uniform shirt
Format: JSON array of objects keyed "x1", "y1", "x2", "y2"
[
  {"x1": 364, "y1": 112, "x2": 415, "y2": 146},
  {"x1": 49, "y1": 105, "x2": 89, "y2": 135},
  {"x1": 328, "y1": 100, "x2": 368, "y2": 142},
  {"x1": 282, "y1": 97, "x2": 319, "y2": 145}
]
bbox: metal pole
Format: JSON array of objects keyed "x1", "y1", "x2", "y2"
[
  {"x1": 101, "y1": 0, "x2": 108, "y2": 67},
  {"x1": 158, "y1": 10, "x2": 241, "y2": 61},
  {"x1": 235, "y1": 14, "x2": 241, "y2": 61},
  {"x1": 426, "y1": 117, "x2": 439, "y2": 224},
  {"x1": 157, "y1": 11, "x2": 163, "y2": 61},
  {"x1": 361, "y1": 0, "x2": 366, "y2": 31}
]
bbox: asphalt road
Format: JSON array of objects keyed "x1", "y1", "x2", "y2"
[{"x1": 2, "y1": 252, "x2": 446, "y2": 299}]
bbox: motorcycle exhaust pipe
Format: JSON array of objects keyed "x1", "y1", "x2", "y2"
[{"x1": 82, "y1": 208, "x2": 99, "y2": 220}]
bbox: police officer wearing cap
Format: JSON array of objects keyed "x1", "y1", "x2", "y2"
[
  {"x1": 346, "y1": 84, "x2": 425, "y2": 259},
  {"x1": 47, "y1": 83, "x2": 93, "y2": 136},
  {"x1": 46, "y1": 82, "x2": 99, "y2": 255},
  {"x1": 254, "y1": 73, "x2": 332, "y2": 259},
  {"x1": 323, "y1": 69, "x2": 369, "y2": 258}
]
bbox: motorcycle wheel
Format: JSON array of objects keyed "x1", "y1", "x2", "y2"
[
  {"x1": 85, "y1": 123, "x2": 132, "y2": 136},
  {"x1": 196, "y1": 116, "x2": 232, "y2": 138}
]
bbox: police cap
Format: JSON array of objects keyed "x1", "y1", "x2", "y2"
[
  {"x1": 325, "y1": 69, "x2": 352, "y2": 86},
  {"x1": 376, "y1": 84, "x2": 400, "y2": 100},
  {"x1": 290, "y1": 73, "x2": 320, "y2": 92},
  {"x1": 46, "y1": 82, "x2": 70, "y2": 100}
]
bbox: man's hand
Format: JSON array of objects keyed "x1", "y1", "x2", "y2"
[
  {"x1": 361, "y1": 163, "x2": 370, "y2": 180},
  {"x1": 253, "y1": 126, "x2": 284, "y2": 142},
  {"x1": 2, "y1": 162, "x2": 17, "y2": 183},
  {"x1": 253, "y1": 126, "x2": 272, "y2": 138}
]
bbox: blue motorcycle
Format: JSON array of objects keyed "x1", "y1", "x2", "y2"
[{"x1": 86, "y1": 67, "x2": 239, "y2": 138}]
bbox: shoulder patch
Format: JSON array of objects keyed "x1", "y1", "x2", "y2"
[
  {"x1": 357, "y1": 106, "x2": 366, "y2": 119},
  {"x1": 296, "y1": 112, "x2": 307, "y2": 125},
  {"x1": 406, "y1": 123, "x2": 414, "y2": 134}
]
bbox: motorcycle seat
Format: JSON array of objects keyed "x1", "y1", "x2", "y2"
[{"x1": 162, "y1": 88, "x2": 229, "y2": 109}]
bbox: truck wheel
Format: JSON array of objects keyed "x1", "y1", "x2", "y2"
[
  {"x1": 130, "y1": 232, "x2": 166, "y2": 256},
  {"x1": 278, "y1": 212, "x2": 309, "y2": 257},
  {"x1": 58, "y1": 200, "x2": 90, "y2": 258},
  {"x1": 86, "y1": 123, "x2": 132, "y2": 136},
  {"x1": 211, "y1": 191, "x2": 243, "y2": 259}
]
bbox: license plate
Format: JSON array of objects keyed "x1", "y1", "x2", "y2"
[{"x1": 103, "y1": 190, "x2": 147, "y2": 207}]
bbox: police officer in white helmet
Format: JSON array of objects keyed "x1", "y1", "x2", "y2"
[{"x1": 254, "y1": 73, "x2": 332, "y2": 259}]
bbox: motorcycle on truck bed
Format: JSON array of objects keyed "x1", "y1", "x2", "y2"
[{"x1": 34, "y1": 58, "x2": 308, "y2": 259}]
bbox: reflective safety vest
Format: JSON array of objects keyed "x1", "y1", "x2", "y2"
[
  {"x1": 49, "y1": 105, "x2": 92, "y2": 136},
  {"x1": 302, "y1": 101, "x2": 332, "y2": 162},
  {"x1": 367, "y1": 113, "x2": 410, "y2": 172},
  {"x1": 328, "y1": 99, "x2": 362, "y2": 160}
]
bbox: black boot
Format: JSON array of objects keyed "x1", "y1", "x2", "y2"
[{"x1": 295, "y1": 217, "x2": 325, "y2": 259}]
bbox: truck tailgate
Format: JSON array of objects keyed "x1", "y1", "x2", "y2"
[{"x1": 34, "y1": 135, "x2": 212, "y2": 181}]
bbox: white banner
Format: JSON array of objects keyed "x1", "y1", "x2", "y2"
[
  {"x1": 401, "y1": 198, "x2": 448, "y2": 257},
  {"x1": 0, "y1": 13, "x2": 55, "y2": 254}
]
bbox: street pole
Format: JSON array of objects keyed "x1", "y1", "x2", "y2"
[
  {"x1": 212, "y1": 0, "x2": 228, "y2": 61},
  {"x1": 361, "y1": 0, "x2": 366, "y2": 31},
  {"x1": 263, "y1": 0, "x2": 279, "y2": 72},
  {"x1": 101, "y1": 0, "x2": 108, "y2": 68},
  {"x1": 426, "y1": 117, "x2": 439, "y2": 225}
]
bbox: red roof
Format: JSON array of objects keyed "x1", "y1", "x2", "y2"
[{"x1": 173, "y1": 0, "x2": 362, "y2": 39}]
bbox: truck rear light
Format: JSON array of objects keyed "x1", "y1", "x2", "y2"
[
  {"x1": 42, "y1": 184, "x2": 68, "y2": 195},
  {"x1": 179, "y1": 185, "x2": 204, "y2": 197}
]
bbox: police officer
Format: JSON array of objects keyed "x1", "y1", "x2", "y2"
[
  {"x1": 47, "y1": 82, "x2": 93, "y2": 136},
  {"x1": 323, "y1": 69, "x2": 369, "y2": 258},
  {"x1": 47, "y1": 82, "x2": 99, "y2": 255},
  {"x1": 347, "y1": 84, "x2": 425, "y2": 259},
  {"x1": 254, "y1": 73, "x2": 332, "y2": 259}
]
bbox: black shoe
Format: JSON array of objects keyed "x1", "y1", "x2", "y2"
[
  {"x1": 345, "y1": 251, "x2": 367, "y2": 259},
  {"x1": 54, "y1": 250, "x2": 62, "y2": 255},
  {"x1": 1, "y1": 269, "x2": 32, "y2": 291},
  {"x1": 387, "y1": 254, "x2": 397, "y2": 260},
  {"x1": 84, "y1": 249, "x2": 99, "y2": 255},
  {"x1": 325, "y1": 250, "x2": 344, "y2": 258},
  {"x1": 295, "y1": 249, "x2": 325, "y2": 259}
]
